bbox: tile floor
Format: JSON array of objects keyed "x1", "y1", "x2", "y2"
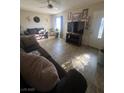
[{"x1": 37, "y1": 37, "x2": 104, "y2": 93}]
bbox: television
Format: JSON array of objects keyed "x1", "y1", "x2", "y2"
[
  {"x1": 67, "y1": 22, "x2": 85, "y2": 34},
  {"x1": 77, "y1": 21, "x2": 85, "y2": 34},
  {"x1": 67, "y1": 22, "x2": 73, "y2": 33}
]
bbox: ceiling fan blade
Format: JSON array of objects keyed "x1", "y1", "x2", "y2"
[
  {"x1": 53, "y1": 7, "x2": 58, "y2": 10},
  {"x1": 40, "y1": 5, "x2": 47, "y2": 8}
]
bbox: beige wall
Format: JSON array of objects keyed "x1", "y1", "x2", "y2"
[
  {"x1": 20, "y1": 9, "x2": 51, "y2": 32},
  {"x1": 89, "y1": 10, "x2": 104, "y2": 49},
  {"x1": 51, "y1": 1, "x2": 104, "y2": 49}
]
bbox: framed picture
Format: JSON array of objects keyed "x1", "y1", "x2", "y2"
[
  {"x1": 72, "y1": 13, "x2": 81, "y2": 21},
  {"x1": 82, "y1": 8, "x2": 88, "y2": 19}
]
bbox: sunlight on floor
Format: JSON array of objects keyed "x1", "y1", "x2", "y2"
[{"x1": 61, "y1": 54, "x2": 91, "y2": 71}]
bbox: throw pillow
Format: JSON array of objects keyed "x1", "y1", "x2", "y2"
[
  {"x1": 20, "y1": 35, "x2": 38, "y2": 48},
  {"x1": 20, "y1": 52, "x2": 60, "y2": 92}
]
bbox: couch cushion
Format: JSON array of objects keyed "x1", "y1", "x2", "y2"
[
  {"x1": 20, "y1": 52, "x2": 60, "y2": 92},
  {"x1": 27, "y1": 28, "x2": 37, "y2": 34},
  {"x1": 27, "y1": 28, "x2": 42, "y2": 34}
]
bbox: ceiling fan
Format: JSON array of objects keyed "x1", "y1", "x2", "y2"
[{"x1": 40, "y1": 0, "x2": 59, "y2": 9}]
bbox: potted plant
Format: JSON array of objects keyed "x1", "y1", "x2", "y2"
[{"x1": 55, "y1": 28, "x2": 59, "y2": 38}]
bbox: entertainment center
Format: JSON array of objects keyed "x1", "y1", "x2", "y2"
[{"x1": 66, "y1": 21, "x2": 85, "y2": 46}]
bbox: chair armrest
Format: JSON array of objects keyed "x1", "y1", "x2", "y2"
[
  {"x1": 55, "y1": 69, "x2": 87, "y2": 93},
  {"x1": 20, "y1": 35, "x2": 39, "y2": 52}
]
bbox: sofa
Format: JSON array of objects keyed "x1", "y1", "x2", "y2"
[
  {"x1": 20, "y1": 35, "x2": 87, "y2": 93},
  {"x1": 24, "y1": 28, "x2": 48, "y2": 39}
]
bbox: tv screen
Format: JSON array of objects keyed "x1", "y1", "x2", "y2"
[
  {"x1": 77, "y1": 22, "x2": 85, "y2": 34},
  {"x1": 67, "y1": 22, "x2": 73, "y2": 33},
  {"x1": 73, "y1": 22, "x2": 78, "y2": 33},
  {"x1": 67, "y1": 22, "x2": 85, "y2": 34}
]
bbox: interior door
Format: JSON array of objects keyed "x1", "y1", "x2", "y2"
[{"x1": 89, "y1": 10, "x2": 104, "y2": 49}]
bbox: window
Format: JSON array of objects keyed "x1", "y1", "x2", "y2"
[
  {"x1": 98, "y1": 17, "x2": 104, "y2": 39},
  {"x1": 55, "y1": 17, "x2": 61, "y2": 31}
]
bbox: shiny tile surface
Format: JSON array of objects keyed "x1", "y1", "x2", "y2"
[{"x1": 37, "y1": 37, "x2": 104, "y2": 93}]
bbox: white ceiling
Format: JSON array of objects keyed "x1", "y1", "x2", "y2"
[{"x1": 20, "y1": 0, "x2": 103, "y2": 14}]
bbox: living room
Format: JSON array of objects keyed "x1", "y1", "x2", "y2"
[
  {"x1": 20, "y1": 0, "x2": 104, "y2": 93},
  {"x1": 3, "y1": 0, "x2": 124, "y2": 93},
  {"x1": 20, "y1": 0, "x2": 104, "y2": 50}
]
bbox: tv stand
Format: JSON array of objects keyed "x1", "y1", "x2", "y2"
[{"x1": 66, "y1": 32, "x2": 82, "y2": 46}]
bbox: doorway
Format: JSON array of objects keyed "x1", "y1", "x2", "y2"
[{"x1": 55, "y1": 16, "x2": 63, "y2": 38}]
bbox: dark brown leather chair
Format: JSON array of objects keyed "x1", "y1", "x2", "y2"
[{"x1": 20, "y1": 36, "x2": 87, "y2": 93}]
